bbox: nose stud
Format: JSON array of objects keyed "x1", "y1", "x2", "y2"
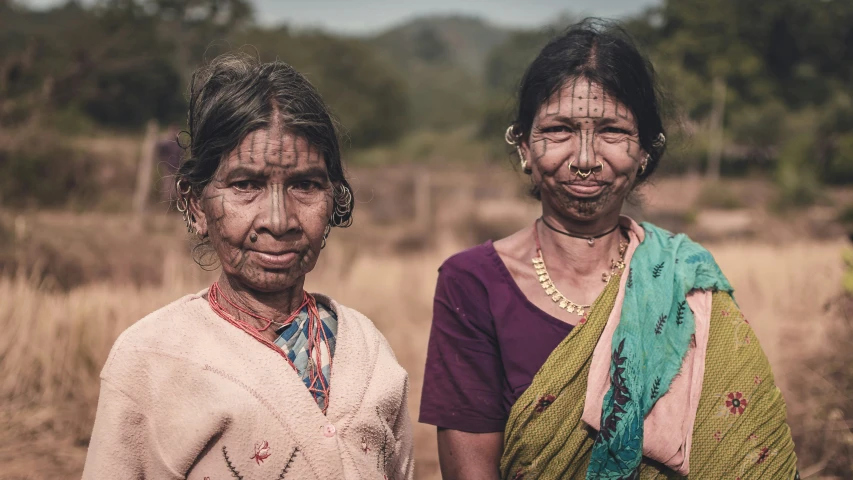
[
  {"x1": 249, "y1": 233, "x2": 258, "y2": 243},
  {"x1": 568, "y1": 160, "x2": 604, "y2": 178}
]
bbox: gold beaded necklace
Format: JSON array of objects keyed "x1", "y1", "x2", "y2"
[{"x1": 532, "y1": 220, "x2": 627, "y2": 317}]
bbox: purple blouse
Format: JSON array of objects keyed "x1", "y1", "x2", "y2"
[{"x1": 418, "y1": 241, "x2": 574, "y2": 433}]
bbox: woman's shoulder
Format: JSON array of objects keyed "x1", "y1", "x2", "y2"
[
  {"x1": 103, "y1": 291, "x2": 211, "y2": 371},
  {"x1": 440, "y1": 241, "x2": 499, "y2": 273}
]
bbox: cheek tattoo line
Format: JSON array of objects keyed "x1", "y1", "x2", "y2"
[
  {"x1": 231, "y1": 249, "x2": 249, "y2": 271},
  {"x1": 204, "y1": 193, "x2": 227, "y2": 228},
  {"x1": 590, "y1": 129, "x2": 599, "y2": 167}
]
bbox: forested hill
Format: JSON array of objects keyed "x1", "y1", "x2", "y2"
[
  {"x1": 2, "y1": 0, "x2": 853, "y2": 188},
  {"x1": 370, "y1": 15, "x2": 512, "y2": 75}
]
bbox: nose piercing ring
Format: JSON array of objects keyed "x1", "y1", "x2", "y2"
[{"x1": 568, "y1": 160, "x2": 604, "y2": 178}]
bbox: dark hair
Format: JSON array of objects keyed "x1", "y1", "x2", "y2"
[
  {"x1": 513, "y1": 19, "x2": 666, "y2": 185},
  {"x1": 177, "y1": 53, "x2": 353, "y2": 224}
]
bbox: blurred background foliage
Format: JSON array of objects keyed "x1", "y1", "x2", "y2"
[{"x1": 0, "y1": 0, "x2": 852, "y2": 206}]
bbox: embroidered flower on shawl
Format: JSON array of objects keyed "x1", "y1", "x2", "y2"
[
  {"x1": 755, "y1": 446, "x2": 772, "y2": 464},
  {"x1": 251, "y1": 440, "x2": 272, "y2": 465},
  {"x1": 512, "y1": 468, "x2": 525, "y2": 479},
  {"x1": 725, "y1": 392, "x2": 748, "y2": 415},
  {"x1": 579, "y1": 317, "x2": 588, "y2": 325},
  {"x1": 748, "y1": 432, "x2": 759, "y2": 442},
  {"x1": 535, "y1": 394, "x2": 557, "y2": 413},
  {"x1": 713, "y1": 431, "x2": 722, "y2": 442},
  {"x1": 754, "y1": 375, "x2": 762, "y2": 385}
]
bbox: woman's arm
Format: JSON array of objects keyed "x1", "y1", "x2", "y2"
[
  {"x1": 420, "y1": 260, "x2": 509, "y2": 477},
  {"x1": 437, "y1": 429, "x2": 503, "y2": 480},
  {"x1": 82, "y1": 379, "x2": 180, "y2": 479}
]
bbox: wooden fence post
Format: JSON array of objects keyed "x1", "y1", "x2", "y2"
[
  {"x1": 133, "y1": 120, "x2": 159, "y2": 217},
  {"x1": 707, "y1": 76, "x2": 727, "y2": 182}
]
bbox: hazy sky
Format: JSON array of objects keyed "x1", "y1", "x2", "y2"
[{"x1": 21, "y1": 0, "x2": 660, "y2": 34}]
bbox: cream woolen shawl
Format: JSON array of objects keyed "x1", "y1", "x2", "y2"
[{"x1": 82, "y1": 291, "x2": 414, "y2": 480}]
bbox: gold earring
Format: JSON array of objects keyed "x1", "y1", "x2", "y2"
[
  {"x1": 321, "y1": 223, "x2": 331, "y2": 249},
  {"x1": 518, "y1": 147, "x2": 529, "y2": 172},
  {"x1": 639, "y1": 155, "x2": 649, "y2": 175},
  {"x1": 505, "y1": 125, "x2": 531, "y2": 173}
]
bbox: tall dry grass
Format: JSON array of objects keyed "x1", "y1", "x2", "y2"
[{"x1": 1, "y1": 230, "x2": 851, "y2": 478}]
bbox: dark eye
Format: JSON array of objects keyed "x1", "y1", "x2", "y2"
[
  {"x1": 231, "y1": 180, "x2": 260, "y2": 192},
  {"x1": 540, "y1": 125, "x2": 573, "y2": 134},
  {"x1": 600, "y1": 127, "x2": 632, "y2": 135},
  {"x1": 294, "y1": 180, "x2": 320, "y2": 191}
]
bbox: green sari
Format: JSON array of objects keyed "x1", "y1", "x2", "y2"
[{"x1": 500, "y1": 273, "x2": 798, "y2": 479}]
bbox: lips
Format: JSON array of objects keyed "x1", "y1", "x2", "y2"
[
  {"x1": 251, "y1": 249, "x2": 301, "y2": 269},
  {"x1": 561, "y1": 181, "x2": 608, "y2": 198}
]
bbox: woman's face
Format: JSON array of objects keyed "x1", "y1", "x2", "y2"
[
  {"x1": 522, "y1": 78, "x2": 646, "y2": 223},
  {"x1": 190, "y1": 127, "x2": 333, "y2": 293}
]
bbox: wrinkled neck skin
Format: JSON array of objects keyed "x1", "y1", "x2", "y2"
[
  {"x1": 537, "y1": 206, "x2": 625, "y2": 280},
  {"x1": 214, "y1": 271, "x2": 308, "y2": 327}
]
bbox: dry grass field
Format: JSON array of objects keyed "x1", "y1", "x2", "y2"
[{"x1": 1, "y1": 173, "x2": 852, "y2": 479}]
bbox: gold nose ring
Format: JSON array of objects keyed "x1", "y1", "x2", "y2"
[{"x1": 568, "y1": 160, "x2": 604, "y2": 178}]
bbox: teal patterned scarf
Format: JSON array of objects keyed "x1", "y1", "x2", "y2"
[{"x1": 586, "y1": 222, "x2": 734, "y2": 479}]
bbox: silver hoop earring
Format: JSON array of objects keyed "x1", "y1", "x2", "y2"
[
  {"x1": 331, "y1": 184, "x2": 353, "y2": 228},
  {"x1": 176, "y1": 180, "x2": 196, "y2": 233}
]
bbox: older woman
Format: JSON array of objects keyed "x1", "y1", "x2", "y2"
[
  {"x1": 419, "y1": 22, "x2": 798, "y2": 479},
  {"x1": 83, "y1": 55, "x2": 414, "y2": 480}
]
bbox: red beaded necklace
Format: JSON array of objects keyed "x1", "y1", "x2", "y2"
[{"x1": 207, "y1": 282, "x2": 333, "y2": 412}]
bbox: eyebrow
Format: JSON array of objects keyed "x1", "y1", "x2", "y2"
[
  {"x1": 289, "y1": 165, "x2": 330, "y2": 180},
  {"x1": 222, "y1": 165, "x2": 264, "y2": 181}
]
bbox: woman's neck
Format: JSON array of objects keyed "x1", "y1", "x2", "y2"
[
  {"x1": 537, "y1": 212, "x2": 625, "y2": 279},
  {"x1": 214, "y1": 273, "x2": 307, "y2": 328}
]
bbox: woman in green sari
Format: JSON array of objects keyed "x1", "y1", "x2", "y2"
[{"x1": 419, "y1": 21, "x2": 798, "y2": 479}]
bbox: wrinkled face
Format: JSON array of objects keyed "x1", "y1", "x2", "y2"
[
  {"x1": 190, "y1": 128, "x2": 333, "y2": 293},
  {"x1": 522, "y1": 78, "x2": 646, "y2": 222}
]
